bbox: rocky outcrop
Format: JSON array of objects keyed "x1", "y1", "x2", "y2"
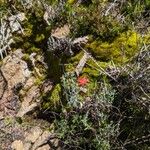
[
  {"x1": 11, "y1": 140, "x2": 24, "y2": 150},
  {"x1": 0, "y1": 49, "x2": 54, "y2": 149},
  {"x1": 8, "y1": 13, "x2": 26, "y2": 33},
  {"x1": 17, "y1": 77, "x2": 52, "y2": 117},
  {"x1": 0, "y1": 116, "x2": 54, "y2": 150},
  {"x1": 0, "y1": 13, "x2": 26, "y2": 59},
  {"x1": 0, "y1": 49, "x2": 30, "y2": 116},
  {"x1": 0, "y1": 117, "x2": 26, "y2": 150},
  {"x1": 0, "y1": 49, "x2": 52, "y2": 117},
  {"x1": 11, "y1": 126, "x2": 60, "y2": 150}
]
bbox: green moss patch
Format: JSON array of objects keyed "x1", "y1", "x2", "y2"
[
  {"x1": 86, "y1": 31, "x2": 140, "y2": 64},
  {"x1": 42, "y1": 84, "x2": 61, "y2": 111}
]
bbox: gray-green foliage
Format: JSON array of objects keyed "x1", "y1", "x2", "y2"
[
  {"x1": 111, "y1": 46, "x2": 150, "y2": 149},
  {"x1": 54, "y1": 74, "x2": 118, "y2": 149},
  {"x1": 0, "y1": 16, "x2": 13, "y2": 59},
  {"x1": 61, "y1": 72, "x2": 81, "y2": 108}
]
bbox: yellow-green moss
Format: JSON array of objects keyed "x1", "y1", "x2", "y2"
[
  {"x1": 50, "y1": 84, "x2": 61, "y2": 103},
  {"x1": 70, "y1": 51, "x2": 84, "y2": 62},
  {"x1": 82, "y1": 67, "x2": 99, "y2": 78},
  {"x1": 68, "y1": 0, "x2": 76, "y2": 4},
  {"x1": 86, "y1": 31, "x2": 140, "y2": 64},
  {"x1": 43, "y1": 84, "x2": 61, "y2": 111},
  {"x1": 67, "y1": 51, "x2": 112, "y2": 78},
  {"x1": 35, "y1": 76, "x2": 45, "y2": 86},
  {"x1": 29, "y1": 46, "x2": 41, "y2": 53},
  {"x1": 86, "y1": 79, "x2": 98, "y2": 96},
  {"x1": 24, "y1": 23, "x2": 33, "y2": 37},
  {"x1": 23, "y1": 42, "x2": 31, "y2": 49},
  {"x1": 4, "y1": 117, "x2": 14, "y2": 125},
  {"x1": 143, "y1": 31, "x2": 150, "y2": 44},
  {"x1": 22, "y1": 54, "x2": 30, "y2": 61},
  {"x1": 66, "y1": 31, "x2": 142, "y2": 80},
  {"x1": 65, "y1": 63, "x2": 75, "y2": 72},
  {"x1": 35, "y1": 34, "x2": 45, "y2": 43}
]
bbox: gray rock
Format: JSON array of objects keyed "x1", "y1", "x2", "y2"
[
  {"x1": 0, "y1": 49, "x2": 53, "y2": 117},
  {"x1": 50, "y1": 138, "x2": 60, "y2": 149},
  {"x1": 17, "y1": 102, "x2": 38, "y2": 117},
  {"x1": 23, "y1": 142, "x2": 32, "y2": 150},
  {"x1": 10, "y1": 127, "x2": 59, "y2": 150},
  {"x1": 32, "y1": 131, "x2": 51, "y2": 150},
  {"x1": 0, "y1": 49, "x2": 31, "y2": 116},
  {"x1": 11, "y1": 140, "x2": 24, "y2": 150},
  {"x1": 36, "y1": 144, "x2": 50, "y2": 150},
  {"x1": 25, "y1": 127, "x2": 43, "y2": 143},
  {"x1": 43, "y1": 5, "x2": 56, "y2": 25},
  {"x1": 8, "y1": 13, "x2": 26, "y2": 33},
  {"x1": 51, "y1": 25, "x2": 70, "y2": 39}
]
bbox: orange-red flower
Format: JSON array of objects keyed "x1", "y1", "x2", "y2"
[{"x1": 77, "y1": 76, "x2": 89, "y2": 86}]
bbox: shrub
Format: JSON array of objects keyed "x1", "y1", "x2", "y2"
[
  {"x1": 54, "y1": 72, "x2": 118, "y2": 149},
  {"x1": 110, "y1": 45, "x2": 150, "y2": 149},
  {"x1": 67, "y1": 1, "x2": 127, "y2": 39}
]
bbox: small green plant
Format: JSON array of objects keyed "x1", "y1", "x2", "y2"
[
  {"x1": 61, "y1": 72, "x2": 81, "y2": 108},
  {"x1": 54, "y1": 78, "x2": 118, "y2": 149}
]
